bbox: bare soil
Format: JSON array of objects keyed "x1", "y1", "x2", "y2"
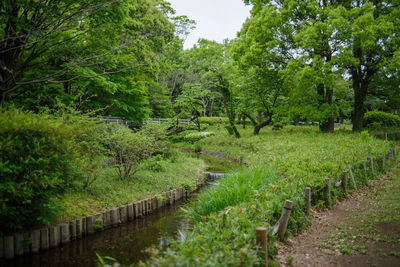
[{"x1": 277, "y1": 163, "x2": 400, "y2": 267}]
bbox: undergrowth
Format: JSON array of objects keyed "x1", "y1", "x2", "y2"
[{"x1": 138, "y1": 126, "x2": 396, "y2": 266}]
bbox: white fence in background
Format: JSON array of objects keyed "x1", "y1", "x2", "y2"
[{"x1": 100, "y1": 116, "x2": 193, "y2": 126}]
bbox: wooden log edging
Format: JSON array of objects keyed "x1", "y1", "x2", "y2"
[{"x1": 0, "y1": 171, "x2": 224, "y2": 259}]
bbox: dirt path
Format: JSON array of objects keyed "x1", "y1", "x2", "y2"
[{"x1": 277, "y1": 162, "x2": 400, "y2": 267}]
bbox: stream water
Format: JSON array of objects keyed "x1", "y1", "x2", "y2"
[
  {"x1": 3, "y1": 198, "x2": 190, "y2": 267},
  {"x1": 3, "y1": 173, "x2": 227, "y2": 267},
  {"x1": 2, "y1": 151, "x2": 235, "y2": 267}
]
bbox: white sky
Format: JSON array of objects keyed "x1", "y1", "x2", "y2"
[{"x1": 168, "y1": 0, "x2": 252, "y2": 49}]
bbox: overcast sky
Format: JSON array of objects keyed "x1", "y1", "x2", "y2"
[{"x1": 168, "y1": 0, "x2": 252, "y2": 49}]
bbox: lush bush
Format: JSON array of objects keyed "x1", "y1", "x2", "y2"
[
  {"x1": 363, "y1": 110, "x2": 400, "y2": 128},
  {"x1": 0, "y1": 110, "x2": 85, "y2": 232},
  {"x1": 272, "y1": 123, "x2": 283, "y2": 131},
  {"x1": 185, "y1": 131, "x2": 215, "y2": 143},
  {"x1": 100, "y1": 123, "x2": 167, "y2": 180},
  {"x1": 198, "y1": 117, "x2": 228, "y2": 126},
  {"x1": 224, "y1": 125, "x2": 234, "y2": 135}
]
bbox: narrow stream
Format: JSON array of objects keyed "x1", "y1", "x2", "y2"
[
  {"x1": 4, "y1": 197, "x2": 191, "y2": 267},
  {"x1": 2, "y1": 153, "x2": 236, "y2": 267}
]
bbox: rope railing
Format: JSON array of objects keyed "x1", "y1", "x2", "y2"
[{"x1": 255, "y1": 147, "x2": 397, "y2": 266}]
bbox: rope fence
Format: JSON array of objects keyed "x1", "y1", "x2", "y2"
[{"x1": 255, "y1": 146, "x2": 398, "y2": 266}]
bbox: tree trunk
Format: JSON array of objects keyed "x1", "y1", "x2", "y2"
[
  {"x1": 254, "y1": 119, "x2": 271, "y2": 135},
  {"x1": 319, "y1": 88, "x2": 334, "y2": 133},
  {"x1": 242, "y1": 113, "x2": 246, "y2": 129},
  {"x1": 352, "y1": 77, "x2": 367, "y2": 132},
  {"x1": 218, "y1": 75, "x2": 240, "y2": 139},
  {"x1": 1, "y1": 91, "x2": 6, "y2": 107}
]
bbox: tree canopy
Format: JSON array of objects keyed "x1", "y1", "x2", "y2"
[{"x1": 1, "y1": 0, "x2": 399, "y2": 131}]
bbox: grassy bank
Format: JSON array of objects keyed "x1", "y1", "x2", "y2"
[
  {"x1": 57, "y1": 151, "x2": 205, "y2": 221},
  {"x1": 0, "y1": 109, "x2": 210, "y2": 232},
  {"x1": 139, "y1": 126, "x2": 396, "y2": 266}
]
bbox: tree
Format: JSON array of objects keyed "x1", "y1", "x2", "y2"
[
  {"x1": 1, "y1": 0, "x2": 175, "y2": 124},
  {"x1": 329, "y1": 1, "x2": 400, "y2": 131},
  {"x1": 238, "y1": 0, "x2": 344, "y2": 133},
  {"x1": 175, "y1": 83, "x2": 208, "y2": 131}
]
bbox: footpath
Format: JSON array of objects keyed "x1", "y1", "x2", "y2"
[{"x1": 277, "y1": 160, "x2": 400, "y2": 267}]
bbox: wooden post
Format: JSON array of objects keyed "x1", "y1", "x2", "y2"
[
  {"x1": 305, "y1": 187, "x2": 311, "y2": 216},
  {"x1": 325, "y1": 178, "x2": 331, "y2": 208},
  {"x1": 369, "y1": 157, "x2": 374, "y2": 173},
  {"x1": 40, "y1": 228, "x2": 49, "y2": 250},
  {"x1": 86, "y1": 216, "x2": 94, "y2": 235},
  {"x1": 49, "y1": 226, "x2": 60, "y2": 248},
  {"x1": 76, "y1": 218, "x2": 83, "y2": 239},
  {"x1": 14, "y1": 233, "x2": 23, "y2": 256},
  {"x1": 256, "y1": 227, "x2": 268, "y2": 267},
  {"x1": 382, "y1": 154, "x2": 385, "y2": 170},
  {"x1": 277, "y1": 200, "x2": 293, "y2": 241},
  {"x1": 60, "y1": 223, "x2": 70, "y2": 244},
  {"x1": 0, "y1": 236, "x2": 3, "y2": 258},
  {"x1": 110, "y1": 208, "x2": 119, "y2": 227},
  {"x1": 30, "y1": 230, "x2": 40, "y2": 254},
  {"x1": 363, "y1": 161, "x2": 368, "y2": 180},
  {"x1": 127, "y1": 204, "x2": 134, "y2": 221},
  {"x1": 23, "y1": 233, "x2": 30, "y2": 255},
  {"x1": 341, "y1": 171, "x2": 347, "y2": 194},
  {"x1": 348, "y1": 165, "x2": 357, "y2": 190},
  {"x1": 4, "y1": 236, "x2": 14, "y2": 259},
  {"x1": 69, "y1": 221, "x2": 76, "y2": 240}
]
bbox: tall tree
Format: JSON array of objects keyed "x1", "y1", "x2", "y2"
[
  {"x1": 330, "y1": 1, "x2": 400, "y2": 131},
  {"x1": 2, "y1": 0, "x2": 179, "y2": 124}
]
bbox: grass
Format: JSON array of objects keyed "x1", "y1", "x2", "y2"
[
  {"x1": 139, "y1": 125, "x2": 397, "y2": 266},
  {"x1": 189, "y1": 153, "x2": 242, "y2": 173},
  {"x1": 178, "y1": 126, "x2": 393, "y2": 188},
  {"x1": 56, "y1": 151, "x2": 205, "y2": 221},
  {"x1": 186, "y1": 166, "x2": 275, "y2": 221}
]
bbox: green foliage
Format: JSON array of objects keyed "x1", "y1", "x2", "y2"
[
  {"x1": 198, "y1": 117, "x2": 228, "y2": 125},
  {"x1": 194, "y1": 141, "x2": 202, "y2": 153},
  {"x1": 184, "y1": 131, "x2": 215, "y2": 143},
  {"x1": 0, "y1": 110, "x2": 83, "y2": 231},
  {"x1": 3, "y1": 0, "x2": 176, "y2": 124},
  {"x1": 186, "y1": 166, "x2": 275, "y2": 221},
  {"x1": 144, "y1": 155, "x2": 166, "y2": 172},
  {"x1": 363, "y1": 111, "x2": 400, "y2": 128},
  {"x1": 59, "y1": 151, "x2": 205, "y2": 220},
  {"x1": 143, "y1": 126, "x2": 394, "y2": 265},
  {"x1": 100, "y1": 123, "x2": 167, "y2": 180},
  {"x1": 272, "y1": 123, "x2": 283, "y2": 131},
  {"x1": 224, "y1": 125, "x2": 234, "y2": 135}
]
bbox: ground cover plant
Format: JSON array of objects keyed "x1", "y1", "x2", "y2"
[
  {"x1": 139, "y1": 125, "x2": 396, "y2": 266},
  {"x1": 58, "y1": 150, "x2": 205, "y2": 221},
  {"x1": 0, "y1": 109, "x2": 206, "y2": 232}
]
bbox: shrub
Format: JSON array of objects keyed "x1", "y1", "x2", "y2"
[
  {"x1": 100, "y1": 123, "x2": 166, "y2": 180},
  {"x1": 184, "y1": 131, "x2": 215, "y2": 143},
  {"x1": 144, "y1": 155, "x2": 166, "y2": 172},
  {"x1": 194, "y1": 141, "x2": 202, "y2": 153},
  {"x1": 363, "y1": 111, "x2": 400, "y2": 128},
  {"x1": 198, "y1": 117, "x2": 228, "y2": 126},
  {"x1": 272, "y1": 123, "x2": 283, "y2": 131},
  {"x1": 0, "y1": 110, "x2": 83, "y2": 232},
  {"x1": 224, "y1": 125, "x2": 234, "y2": 135}
]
